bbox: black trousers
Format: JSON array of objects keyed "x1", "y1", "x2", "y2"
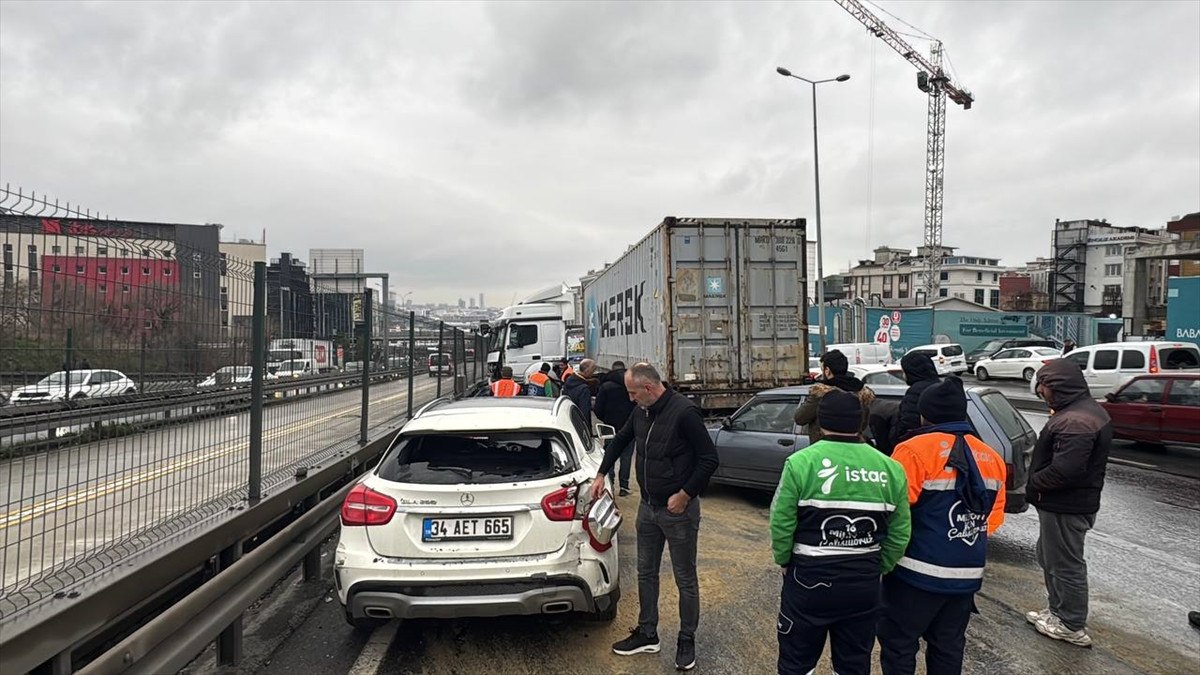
[
  {"x1": 777, "y1": 564, "x2": 880, "y2": 675},
  {"x1": 877, "y1": 575, "x2": 976, "y2": 675}
]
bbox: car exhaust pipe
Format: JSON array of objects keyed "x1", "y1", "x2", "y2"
[
  {"x1": 542, "y1": 601, "x2": 573, "y2": 614},
  {"x1": 364, "y1": 607, "x2": 394, "y2": 619}
]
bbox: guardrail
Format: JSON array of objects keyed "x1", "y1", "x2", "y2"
[{"x1": 2, "y1": 259, "x2": 488, "y2": 636}]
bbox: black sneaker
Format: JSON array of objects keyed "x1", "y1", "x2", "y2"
[
  {"x1": 676, "y1": 638, "x2": 696, "y2": 671},
  {"x1": 612, "y1": 627, "x2": 660, "y2": 655},
  {"x1": 619, "y1": 487, "x2": 631, "y2": 497}
]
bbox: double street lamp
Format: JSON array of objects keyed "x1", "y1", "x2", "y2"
[{"x1": 776, "y1": 66, "x2": 850, "y2": 356}]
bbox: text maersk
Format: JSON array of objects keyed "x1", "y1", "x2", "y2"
[{"x1": 598, "y1": 281, "x2": 647, "y2": 338}]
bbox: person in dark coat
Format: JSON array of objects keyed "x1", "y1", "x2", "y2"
[
  {"x1": 890, "y1": 352, "x2": 941, "y2": 447},
  {"x1": 595, "y1": 361, "x2": 636, "y2": 496},
  {"x1": 1024, "y1": 358, "x2": 1113, "y2": 648},
  {"x1": 562, "y1": 358, "x2": 596, "y2": 423},
  {"x1": 793, "y1": 350, "x2": 875, "y2": 445}
]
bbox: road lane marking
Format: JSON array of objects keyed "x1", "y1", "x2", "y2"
[
  {"x1": 0, "y1": 386, "x2": 419, "y2": 529},
  {"x1": 348, "y1": 620, "x2": 400, "y2": 675},
  {"x1": 1109, "y1": 457, "x2": 1157, "y2": 469}
]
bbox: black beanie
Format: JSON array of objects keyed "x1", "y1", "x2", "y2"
[
  {"x1": 818, "y1": 390, "x2": 862, "y2": 434},
  {"x1": 822, "y1": 350, "x2": 849, "y2": 376},
  {"x1": 919, "y1": 375, "x2": 969, "y2": 424}
]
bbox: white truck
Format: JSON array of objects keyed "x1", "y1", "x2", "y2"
[
  {"x1": 267, "y1": 338, "x2": 334, "y2": 375},
  {"x1": 484, "y1": 284, "x2": 582, "y2": 382}
]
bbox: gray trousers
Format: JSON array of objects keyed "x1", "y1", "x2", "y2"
[
  {"x1": 1035, "y1": 509, "x2": 1096, "y2": 631},
  {"x1": 636, "y1": 498, "x2": 701, "y2": 642}
]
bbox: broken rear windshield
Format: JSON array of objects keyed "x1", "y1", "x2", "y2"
[{"x1": 377, "y1": 431, "x2": 575, "y2": 485}]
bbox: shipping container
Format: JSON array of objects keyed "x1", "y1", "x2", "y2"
[{"x1": 583, "y1": 217, "x2": 809, "y2": 410}]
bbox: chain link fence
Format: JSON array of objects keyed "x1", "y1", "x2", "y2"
[{"x1": 0, "y1": 188, "x2": 485, "y2": 618}]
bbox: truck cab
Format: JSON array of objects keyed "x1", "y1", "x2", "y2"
[{"x1": 485, "y1": 303, "x2": 568, "y2": 380}]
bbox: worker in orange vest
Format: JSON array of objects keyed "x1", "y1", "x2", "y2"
[
  {"x1": 490, "y1": 366, "x2": 522, "y2": 397},
  {"x1": 527, "y1": 362, "x2": 559, "y2": 397}
]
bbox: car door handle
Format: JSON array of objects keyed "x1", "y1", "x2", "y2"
[
  {"x1": 777, "y1": 439, "x2": 795, "y2": 447},
  {"x1": 1147, "y1": 407, "x2": 1162, "y2": 413},
  {"x1": 532, "y1": 355, "x2": 540, "y2": 360}
]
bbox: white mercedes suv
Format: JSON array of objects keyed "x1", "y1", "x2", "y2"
[{"x1": 335, "y1": 396, "x2": 621, "y2": 632}]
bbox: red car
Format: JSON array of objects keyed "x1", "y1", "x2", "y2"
[{"x1": 1100, "y1": 373, "x2": 1200, "y2": 446}]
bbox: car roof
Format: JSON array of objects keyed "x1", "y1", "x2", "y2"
[
  {"x1": 1074, "y1": 341, "x2": 1199, "y2": 351},
  {"x1": 404, "y1": 397, "x2": 568, "y2": 433},
  {"x1": 754, "y1": 382, "x2": 1000, "y2": 398},
  {"x1": 1124, "y1": 372, "x2": 1200, "y2": 380},
  {"x1": 908, "y1": 343, "x2": 960, "y2": 350}
]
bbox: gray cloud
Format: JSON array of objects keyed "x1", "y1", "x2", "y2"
[{"x1": 2, "y1": 0, "x2": 1197, "y2": 305}]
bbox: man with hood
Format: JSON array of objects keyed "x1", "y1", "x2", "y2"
[
  {"x1": 563, "y1": 358, "x2": 596, "y2": 422},
  {"x1": 595, "y1": 360, "x2": 636, "y2": 496},
  {"x1": 877, "y1": 376, "x2": 1007, "y2": 674},
  {"x1": 890, "y1": 352, "x2": 941, "y2": 447},
  {"x1": 1025, "y1": 359, "x2": 1112, "y2": 648},
  {"x1": 793, "y1": 350, "x2": 875, "y2": 444}
]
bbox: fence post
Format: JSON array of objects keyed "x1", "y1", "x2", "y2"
[
  {"x1": 64, "y1": 329, "x2": 73, "y2": 400},
  {"x1": 360, "y1": 288, "x2": 372, "y2": 445},
  {"x1": 217, "y1": 541, "x2": 245, "y2": 666},
  {"x1": 407, "y1": 311, "x2": 415, "y2": 419},
  {"x1": 437, "y1": 321, "x2": 444, "y2": 398},
  {"x1": 138, "y1": 333, "x2": 147, "y2": 394},
  {"x1": 248, "y1": 262, "x2": 266, "y2": 504}
]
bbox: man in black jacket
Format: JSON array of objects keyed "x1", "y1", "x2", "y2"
[
  {"x1": 591, "y1": 363, "x2": 719, "y2": 672},
  {"x1": 595, "y1": 361, "x2": 636, "y2": 496},
  {"x1": 793, "y1": 350, "x2": 875, "y2": 444},
  {"x1": 890, "y1": 352, "x2": 941, "y2": 447},
  {"x1": 1025, "y1": 359, "x2": 1112, "y2": 648},
  {"x1": 563, "y1": 359, "x2": 596, "y2": 422}
]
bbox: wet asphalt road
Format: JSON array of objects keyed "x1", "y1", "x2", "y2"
[{"x1": 186, "y1": 414, "x2": 1200, "y2": 675}]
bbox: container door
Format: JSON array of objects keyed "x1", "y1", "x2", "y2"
[
  {"x1": 668, "y1": 224, "x2": 737, "y2": 387},
  {"x1": 738, "y1": 221, "x2": 807, "y2": 387}
]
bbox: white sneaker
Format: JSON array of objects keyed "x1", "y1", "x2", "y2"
[
  {"x1": 1034, "y1": 614, "x2": 1093, "y2": 647},
  {"x1": 1025, "y1": 608, "x2": 1052, "y2": 625}
]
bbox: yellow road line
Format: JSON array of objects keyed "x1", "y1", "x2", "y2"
[{"x1": 0, "y1": 387, "x2": 415, "y2": 530}]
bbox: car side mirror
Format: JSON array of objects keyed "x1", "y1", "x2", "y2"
[
  {"x1": 1104, "y1": 392, "x2": 1117, "y2": 403},
  {"x1": 594, "y1": 423, "x2": 616, "y2": 441},
  {"x1": 720, "y1": 416, "x2": 732, "y2": 430}
]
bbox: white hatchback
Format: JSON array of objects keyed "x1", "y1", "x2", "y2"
[
  {"x1": 7, "y1": 369, "x2": 138, "y2": 404},
  {"x1": 335, "y1": 396, "x2": 621, "y2": 632},
  {"x1": 905, "y1": 343, "x2": 968, "y2": 376}
]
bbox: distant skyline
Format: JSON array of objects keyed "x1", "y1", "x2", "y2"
[{"x1": 2, "y1": 1, "x2": 1197, "y2": 304}]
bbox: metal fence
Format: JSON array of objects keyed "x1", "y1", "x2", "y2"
[{"x1": 0, "y1": 201, "x2": 485, "y2": 620}]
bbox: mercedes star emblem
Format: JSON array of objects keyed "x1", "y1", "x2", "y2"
[{"x1": 460, "y1": 492, "x2": 475, "y2": 506}]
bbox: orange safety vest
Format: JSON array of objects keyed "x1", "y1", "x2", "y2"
[
  {"x1": 562, "y1": 366, "x2": 575, "y2": 380},
  {"x1": 491, "y1": 379, "x2": 522, "y2": 397},
  {"x1": 529, "y1": 372, "x2": 549, "y2": 387}
]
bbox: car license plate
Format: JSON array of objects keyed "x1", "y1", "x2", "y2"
[{"x1": 422, "y1": 516, "x2": 513, "y2": 542}]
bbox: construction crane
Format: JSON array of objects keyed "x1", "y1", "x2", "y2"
[{"x1": 835, "y1": 0, "x2": 973, "y2": 300}]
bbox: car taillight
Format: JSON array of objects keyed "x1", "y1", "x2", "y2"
[
  {"x1": 581, "y1": 511, "x2": 613, "y2": 552},
  {"x1": 1005, "y1": 463, "x2": 1015, "y2": 490},
  {"x1": 341, "y1": 483, "x2": 397, "y2": 526},
  {"x1": 1149, "y1": 345, "x2": 1159, "y2": 374},
  {"x1": 541, "y1": 486, "x2": 577, "y2": 521}
]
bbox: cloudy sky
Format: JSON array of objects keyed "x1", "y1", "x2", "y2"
[{"x1": 2, "y1": 0, "x2": 1197, "y2": 305}]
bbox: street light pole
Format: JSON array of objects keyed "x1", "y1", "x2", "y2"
[{"x1": 776, "y1": 67, "x2": 850, "y2": 357}]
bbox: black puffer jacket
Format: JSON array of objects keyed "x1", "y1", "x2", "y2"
[
  {"x1": 891, "y1": 352, "x2": 941, "y2": 445},
  {"x1": 594, "y1": 369, "x2": 634, "y2": 430},
  {"x1": 599, "y1": 388, "x2": 719, "y2": 505},
  {"x1": 1027, "y1": 359, "x2": 1113, "y2": 514}
]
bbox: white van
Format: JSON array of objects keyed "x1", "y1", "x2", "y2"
[
  {"x1": 824, "y1": 342, "x2": 893, "y2": 366},
  {"x1": 906, "y1": 343, "x2": 968, "y2": 376},
  {"x1": 1030, "y1": 341, "x2": 1200, "y2": 399}
]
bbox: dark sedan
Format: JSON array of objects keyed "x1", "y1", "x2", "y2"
[
  {"x1": 707, "y1": 384, "x2": 1036, "y2": 513},
  {"x1": 1099, "y1": 373, "x2": 1200, "y2": 446}
]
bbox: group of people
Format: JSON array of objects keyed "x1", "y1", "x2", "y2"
[
  {"x1": 487, "y1": 347, "x2": 1115, "y2": 672},
  {"x1": 570, "y1": 350, "x2": 1116, "y2": 674}
]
